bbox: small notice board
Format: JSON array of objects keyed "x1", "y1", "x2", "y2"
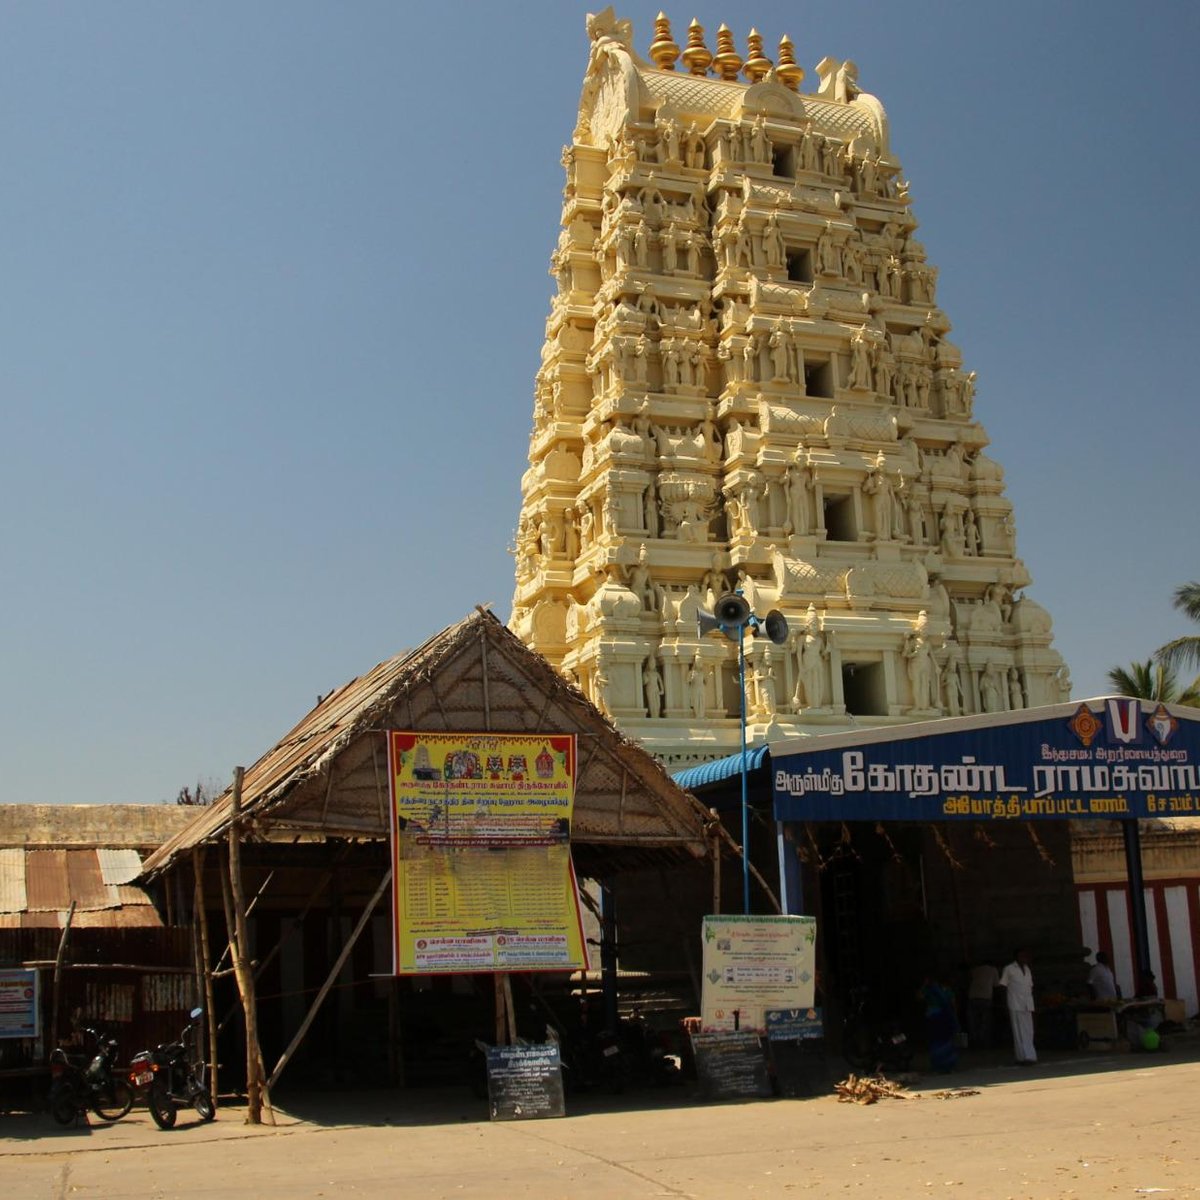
[
  {"x1": 0, "y1": 968, "x2": 39, "y2": 1040},
  {"x1": 485, "y1": 1042, "x2": 566, "y2": 1121},
  {"x1": 689, "y1": 1031, "x2": 772, "y2": 1102}
]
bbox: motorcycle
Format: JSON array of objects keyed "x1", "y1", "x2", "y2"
[
  {"x1": 137, "y1": 1007, "x2": 215, "y2": 1129},
  {"x1": 841, "y1": 987, "x2": 913, "y2": 1075},
  {"x1": 48, "y1": 1024, "x2": 134, "y2": 1125}
]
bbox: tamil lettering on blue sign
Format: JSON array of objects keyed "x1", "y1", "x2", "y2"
[{"x1": 773, "y1": 699, "x2": 1200, "y2": 823}]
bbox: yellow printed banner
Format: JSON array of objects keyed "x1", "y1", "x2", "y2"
[{"x1": 387, "y1": 732, "x2": 587, "y2": 974}]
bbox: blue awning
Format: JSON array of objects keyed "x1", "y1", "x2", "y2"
[{"x1": 672, "y1": 744, "x2": 771, "y2": 792}]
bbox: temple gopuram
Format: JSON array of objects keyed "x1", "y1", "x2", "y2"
[{"x1": 510, "y1": 10, "x2": 1068, "y2": 768}]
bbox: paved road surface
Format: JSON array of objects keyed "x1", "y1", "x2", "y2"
[{"x1": 3, "y1": 1051, "x2": 1198, "y2": 1198}]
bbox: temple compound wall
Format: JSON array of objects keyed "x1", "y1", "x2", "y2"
[{"x1": 511, "y1": 11, "x2": 1068, "y2": 768}]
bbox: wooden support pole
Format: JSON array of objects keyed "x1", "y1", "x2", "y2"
[
  {"x1": 502, "y1": 975, "x2": 517, "y2": 1044},
  {"x1": 192, "y1": 846, "x2": 219, "y2": 1111},
  {"x1": 226, "y1": 768, "x2": 273, "y2": 1125},
  {"x1": 493, "y1": 975, "x2": 507, "y2": 1045},
  {"x1": 50, "y1": 900, "x2": 77, "y2": 1049},
  {"x1": 266, "y1": 868, "x2": 392, "y2": 1093}
]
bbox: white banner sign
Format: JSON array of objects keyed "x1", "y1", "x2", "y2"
[{"x1": 701, "y1": 915, "x2": 816, "y2": 1034}]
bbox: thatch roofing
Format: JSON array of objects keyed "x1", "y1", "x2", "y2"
[{"x1": 141, "y1": 609, "x2": 712, "y2": 880}]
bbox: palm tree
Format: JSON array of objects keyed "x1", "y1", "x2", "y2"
[
  {"x1": 1156, "y1": 581, "x2": 1200, "y2": 677},
  {"x1": 1106, "y1": 659, "x2": 1200, "y2": 705}
]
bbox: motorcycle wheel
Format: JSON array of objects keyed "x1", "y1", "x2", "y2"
[
  {"x1": 93, "y1": 1080, "x2": 134, "y2": 1121},
  {"x1": 192, "y1": 1087, "x2": 215, "y2": 1122},
  {"x1": 50, "y1": 1084, "x2": 79, "y2": 1126},
  {"x1": 148, "y1": 1081, "x2": 177, "y2": 1130}
]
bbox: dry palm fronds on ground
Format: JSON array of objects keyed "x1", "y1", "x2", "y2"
[
  {"x1": 835, "y1": 1074, "x2": 980, "y2": 1105},
  {"x1": 835, "y1": 1073, "x2": 911, "y2": 1104}
]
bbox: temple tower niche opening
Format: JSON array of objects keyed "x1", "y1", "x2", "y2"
[{"x1": 510, "y1": 10, "x2": 1067, "y2": 768}]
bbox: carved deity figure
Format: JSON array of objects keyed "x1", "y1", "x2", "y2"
[
  {"x1": 904, "y1": 615, "x2": 936, "y2": 711},
  {"x1": 662, "y1": 223, "x2": 678, "y2": 274},
  {"x1": 1008, "y1": 667, "x2": 1024, "y2": 710},
  {"x1": 784, "y1": 460, "x2": 814, "y2": 535},
  {"x1": 626, "y1": 545, "x2": 656, "y2": 611},
  {"x1": 861, "y1": 453, "x2": 895, "y2": 540},
  {"x1": 848, "y1": 327, "x2": 874, "y2": 391},
  {"x1": 750, "y1": 116, "x2": 769, "y2": 163},
  {"x1": 980, "y1": 665, "x2": 1005, "y2": 713},
  {"x1": 763, "y1": 212, "x2": 786, "y2": 271},
  {"x1": 643, "y1": 659, "x2": 664, "y2": 717},
  {"x1": 793, "y1": 606, "x2": 830, "y2": 710},
  {"x1": 816, "y1": 224, "x2": 841, "y2": 276},
  {"x1": 688, "y1": 657, "x2": 707, "y2": 718},
  {"x1": 769, "y1": 324, "x2": 791, "y2": 381},
  {"x1": 941, "y1": 643, "x2": 965, "y2": 716}
]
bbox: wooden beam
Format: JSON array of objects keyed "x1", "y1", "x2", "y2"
[
  {"x1": 265, "y1": 867, "x2": 392, "y2": 1093},
  {"x1": 480, "y1": 624, "x2": 492, "y2": 730},
  {"x1": 50, "y1": 900, "x2": 77, "y2": 1047},
  {"x1": 192, "y1": 846, "x2": 219, "y2": 1111},
  {"x1": 226, "y1": 768, "x2": 274, "y2": 1125}
]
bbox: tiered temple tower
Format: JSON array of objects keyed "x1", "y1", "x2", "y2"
[{"x1": 510, "y1": 10, "x2": 1068, "y2": 768}]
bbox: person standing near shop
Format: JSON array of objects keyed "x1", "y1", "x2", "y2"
[
  {"x1": 1000, "y1": 948, "x2": 1037, "y2": 1064},
  {"x1": 967, "y1": 959, "x2": 1000, "y2": 1049},
  {"x1": 1088, "y1": 951, "x2": 1119, "y2": 1001}
]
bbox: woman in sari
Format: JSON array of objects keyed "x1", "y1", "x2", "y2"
[{"x1": 919, "y1": 975, "x2": 960, "y2": 1072}]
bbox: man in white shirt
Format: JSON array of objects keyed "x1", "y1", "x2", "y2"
[
  {"x1": 999, "y1": 948, "x2": 1037, "y2": 1064},
  {"x1": 1087, "y1": 950, "x2": 1119, "y2": 1001}
]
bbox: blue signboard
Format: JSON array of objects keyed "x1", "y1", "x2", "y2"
[
  {"x1": 773, "y1": 698, "x2": 1200, "y2": 824},
  {"x1": 765, "y1": 1006, "x2": 824, "y2": 1042}
]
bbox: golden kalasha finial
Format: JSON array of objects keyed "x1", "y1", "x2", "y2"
[
  {"x1": 776, "y1": 34, "x2": 804, "y2": 90},
  {"x1": 742, "y1": 28, "x2": 772, "y2": 83},
  {"x1": 648, "y1": 12, "x2": 681, "y2": 71},
  {"x1": 681, "y1": 17, "x2": 713, "y2": 76},
  {"x1": 713, "y1": 24, "x2": 742, "y2": 82}
]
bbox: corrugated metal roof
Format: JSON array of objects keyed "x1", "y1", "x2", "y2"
[
  {"x1": 0, "y1": 847, "x2": 160, "y2": 924},
  {"x1": 97, "y1": 848, "x2": 143, "y2": 886},
  {"x1": 671, "y1": 745, "x2": 772, "y2": 792},
  {"x1": 25, "y1": 849, "x2": 70, "y2": 912},
  {"x1": 0, "y1": 847, "x2": 27, "y2": 912}
]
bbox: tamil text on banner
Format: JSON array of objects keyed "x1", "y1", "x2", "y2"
[
  {"x1": 701, "y1": 914, "x2": 817, "y2": 1033},
  {"x1": 387, "y1": 732, "x2": 588, "y2": 974}
]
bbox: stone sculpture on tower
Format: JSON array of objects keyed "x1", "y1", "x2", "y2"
[{"x1": 510, "y1": 10, "x2": 1067, "y2": 768}]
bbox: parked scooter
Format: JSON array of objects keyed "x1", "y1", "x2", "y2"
[
  {"x1": 48, "y1": 1024, "x2": 134, "y2": 1125},
  {"x1": 841, "y1": 986, "x2": 913, "y2": 1074},
  {"x1": 136, "y1": 1007, "x2": 214, "y2": 1129}
]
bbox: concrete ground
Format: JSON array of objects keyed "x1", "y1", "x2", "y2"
[{"x1": 2, "y1": 1046, "x2": 1199, "y2": 1199}]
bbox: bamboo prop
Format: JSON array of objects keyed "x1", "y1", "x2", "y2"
[
  {"x1": 192, "y1": 846, "x2": 219, "y2": 1111},
  {"x1": 708, "y1": 816, "x2": 781, "y2": 913},
  {"x1": 225, "y1": 769, "x2": 273, "y2": 1125},
  {"x1": 493, "y1": 975, "x2": 507, "y2": 1045},
  {"x1": 211, "y1": 868, "x2": 276, "y2": 975},
  {"x1": 502, "y1": 975, "x2": 517, "y2": 1044},
  {"x1": 50, "y1": 900, "x2": 77, "y2": 1050},
  {"x1": 1026, "y1": 822, "x2": 1056, "y2": 867},
  {"x1": 265, "y1": 867, "x2": 392, "y2": 1093}
]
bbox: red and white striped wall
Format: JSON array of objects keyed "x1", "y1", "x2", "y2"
[{"x1": 1077, "y1": 881, "x2": 1200, "y2": 1019}]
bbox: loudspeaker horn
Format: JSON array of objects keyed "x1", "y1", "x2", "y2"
[
  {"x1": 714, "y1": 592, "x2": 752, "y2": 628},
  {"x1": 697, "y1": 609, "x2": 724, "y2": 638},
  {"x1": 762, "y1": 609, "x2": 790, "y2": 646}
]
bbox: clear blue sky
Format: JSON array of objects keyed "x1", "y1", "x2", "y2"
[{"x1": 2, "y1": 2, "x2": 1197, "y2": 805}]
